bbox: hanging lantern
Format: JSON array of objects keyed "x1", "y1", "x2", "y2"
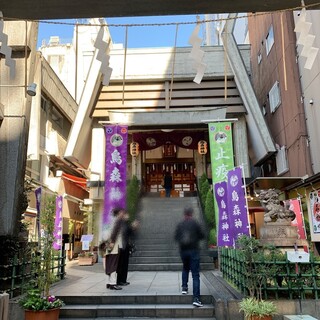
[
  {"x1": 130, "y1": 142, "x2": 139, "y2": 157},
  {"x1": 198, "y1": 140, "x2": 207, "y2": 155}
]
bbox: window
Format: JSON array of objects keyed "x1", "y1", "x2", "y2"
[
  {"x1": 265, "y1": 25, "x2": 274, "y2": 55},
  {"x1": 268, "y1": 81, "x2": 281, "y2": 113},
  {"x1": 262, "y1": 103, "x2": 267, "y2": 116},
  {"x1": 276, "y1": 145, "x2": 289, "y2": 175},
  {"x1": 257, "y1": 51, "x2": 262, "y2": 64}
]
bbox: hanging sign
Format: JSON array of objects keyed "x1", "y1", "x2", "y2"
[
  {"x1": 209, "y1": 122, "x2": 234, "y2": 225},
  {"x1": 208, "y1": 122, "x2": 234, "y2": 183},
  {"x1": 215, "y1": 167, "x2": 250, "y2": 247},
  {"x1": 226, "y1": 167, "x2": 250, "y2": 242},
  {"x1": 309, "y1": 190, "x2": 320, "y2": 234},
  {"x1": 35, "y1": 187, "x2": 42, "y2": 247},
  {"x1": 215, "y1": 181, "x2": 231, "y2": 247},
  {"x1": 103, "y1": 125, "x2": 128, "y2": 238},
  {"x1": 53, "y1": 195, "x2": 63, "y2": 250}
]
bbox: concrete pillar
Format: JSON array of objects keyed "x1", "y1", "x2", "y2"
[
  {"x1": 0, "y1": 21, "x2": 38, "y2": 236},
  {"x1": 90, "y1": 125, "x2": 105, "y2": 200},
  {"x1": 233, "y1": 115, "x2": 250, "y2": 178}
]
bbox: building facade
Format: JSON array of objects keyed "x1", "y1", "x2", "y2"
[{"x1": 248, "y1": 9, "x2": 320, "y2": 250}]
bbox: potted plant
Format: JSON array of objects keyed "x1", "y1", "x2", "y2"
[
  {"x1": 78, "y1": 251, "x2": 94, "y2": 265},
  {"x1": 239, "y1": 297, "x2": 277, "y2": 320},
  {"x1": 236, "y1": 235, "x2": 279, "y2": 320},
  {"x1": 19, "y1": 289, "x2": 64, "y2": 320},
  {"x1": 19, "y1": 195, "x2": 64, "y2": 320}
]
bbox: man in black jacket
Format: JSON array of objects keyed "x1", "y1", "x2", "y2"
[{"x1": 174, "y1": 207, "x2": 205, "y2": 307}]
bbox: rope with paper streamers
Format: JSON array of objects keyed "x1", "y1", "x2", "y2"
[
  {"x1": 1, "y1": 1, "x2": 320, "y2": 84},
  {"x1": 2, "y1": 1, "x2": 320, "y2": 27},
  {"x1": 294, "y1": 1, "x2": 319, "y2": 69},
  {"x1": 0, "y1": 11, "x2": 16, "y2": 78}
]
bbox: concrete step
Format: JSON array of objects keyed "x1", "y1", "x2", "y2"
[
  {"x1": 130, "y1": 256, "x2": 214, "y2": 264},
  {"x1": 59, "y1": 295, "x2": 215, "y2": 319},
  {"x1": 128, "y1": 262, "x2": 215, "y2": 271},
  {"x1": 59, "y1": 317, "x2": 216, "y2": 320},
  {"x1": 132, "y1": 249, "x2": 211, "y2": 257},
  {"x1": 127, "y1": 196, "x2": 215, "y2": 272},
  {"x1": 60, "y1": 304, "x2": 214, "y2": 318},
  {"x1": 60, "y1": 294, "x2": 213, "y2": 305}
]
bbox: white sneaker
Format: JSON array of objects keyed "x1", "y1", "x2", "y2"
[{"x1": 193, "y1": 298, "x2": 203, "y2": 307}]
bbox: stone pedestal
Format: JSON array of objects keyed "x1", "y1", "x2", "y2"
[{"x1": 260, "y1": 222, "x2": 308, "y2": 247}]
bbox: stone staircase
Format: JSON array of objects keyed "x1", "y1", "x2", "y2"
[
  {"x1": 129, "y1": 196, "x2": 215, "y2": 271},
  {"x1": 59, "y1": 195, "x2": 217, "y2": 319},
  {"x1": 59, "y1": 295, "x2": 215, "y2": 319}
]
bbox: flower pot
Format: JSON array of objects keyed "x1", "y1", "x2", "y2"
[
  {"x1": 249, "y1": 316, "x2": 272, "y2": 320},
  {"x1": 78, "y1": 256, "x2": 94, "y2": 265},
  {"x1": 25, "y1": 308, "x2": 60, "y2": 320}
]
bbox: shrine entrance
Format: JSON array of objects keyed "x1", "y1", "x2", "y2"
[
  {"x1": 145, "y1": 161, "x2": 196, "y2": 194},
  {"x1": 132, "y1": 129, "x2": 208, "y2": 196}
]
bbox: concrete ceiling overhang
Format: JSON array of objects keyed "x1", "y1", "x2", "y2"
[
  {"x1": 106, "y1": 107, "x2": 227, "y2": 129},
  {"x1": 247, "y1": 177, "x2": 303, "y2": 192},
  {"x1": 2, "y1": 0, "x2": 319, "y2": 20}
]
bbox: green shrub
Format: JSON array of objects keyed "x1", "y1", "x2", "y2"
[
  {"x1": 208, "y1": 228, "x2": 217, "y2": 246},
  {"x1": 126, "y1": 175, "x2": 140, "y2": 221},
  {"x1": 200, "y1": 178, "x2": 210, "y2": 208},
  {"x1": 204, "y1": 188, "x2": 215, "y2": 227},
  {"x1": 239, "y1": 297, "x2": 277, "y2": 319}
]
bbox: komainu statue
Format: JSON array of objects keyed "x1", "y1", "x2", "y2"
[{"x1": 258, "y1": 189, "x2": 296, "y2": 223}]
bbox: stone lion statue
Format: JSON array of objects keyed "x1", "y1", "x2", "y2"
[{"x1": 258, "y1": 188, "x2": 296, "y2": 223}]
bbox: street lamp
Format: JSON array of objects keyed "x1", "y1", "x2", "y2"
[{"x1": 0, "y1": 82, "x2": 37, "y2": 96}]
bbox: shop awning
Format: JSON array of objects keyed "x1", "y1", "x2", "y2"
[
  {"x1": 62, "y1": 173, "x2": 88, "y2": 190},
  {"x1": 247, "y1": 177, "x2": 303, "y2": 192}
]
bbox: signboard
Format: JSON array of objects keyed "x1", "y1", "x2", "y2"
[{"x1": 81, "y1": 234, "x2": 94, "y2": 242}]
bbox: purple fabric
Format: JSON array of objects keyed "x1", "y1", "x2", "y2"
[
  {"x1": 215, "y1": 181, "x2": 232, "y2": 247},
  {"x1": 35, "y1": 187, "x2": 42, "y2": 245},
  {"x1": 53, "y1": 195, "x2": 63, "y2": 250},
  {"x1": 132, "y1": 131, "x2": 205, "y2": 151},
  {"x1": 227, "y1": 167, "x2": 250, "y2": 243},
  {"x1": 103, "y1": 125, "x2": 128, "y2": 230}
]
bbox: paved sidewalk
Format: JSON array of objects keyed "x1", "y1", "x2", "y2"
[{"x1": 51, "y1": 260, "x2": 212, "y2": 297}]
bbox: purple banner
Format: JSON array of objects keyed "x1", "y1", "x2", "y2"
[
  {"x1": 103, "y1": 125, "x2": 128, "y2": 234},
  {"x1": 215, "y1": 181, "x2": 232, "y2": 247},
  {"x1": 227, "y1": 167, "x2": 250, "y2": 242},
  {"x1": 53, "y1": 195, "x2": 63, "y2": 250},
  {"x1": 35, "y1": 187, "x2": 42, "y2": 246}
]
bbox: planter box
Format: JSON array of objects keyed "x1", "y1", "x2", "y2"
[
  {"x1": 78, "y1": 257, "x2": 94, "y2": 266},
  {"x1": 25, "y1": 308, "x2": 60, "y2": 320}
]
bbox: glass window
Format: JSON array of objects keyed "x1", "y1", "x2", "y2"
[
  {"x1": 257, "y1": 51, "x2": 262, "y2": 64},
  {"x1": 268, "y1": 81, "x2": 281, "y2": 113},
  {"x1": 276, "y1": 145, "x2": 289, "y2": 175},
  {"x1": 266, "y1": 25, "x2": 274, "y2": 55}
]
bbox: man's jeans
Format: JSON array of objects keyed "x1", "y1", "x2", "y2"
[{"x1": 180, "y1": 249, "x2": 200, "y2": 299}]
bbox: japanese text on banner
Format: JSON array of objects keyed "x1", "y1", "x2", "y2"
[{"x1": 103, "y1": 125, "x2": 128, "y2": 237}]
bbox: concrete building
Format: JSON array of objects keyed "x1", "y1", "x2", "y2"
[{"x1": 248, "y1": 9, "x2": 320, "y2": 251}]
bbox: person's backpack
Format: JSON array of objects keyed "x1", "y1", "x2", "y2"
[{"x1": 179, "y1": 228, "x2": 194, "y2": 246}]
